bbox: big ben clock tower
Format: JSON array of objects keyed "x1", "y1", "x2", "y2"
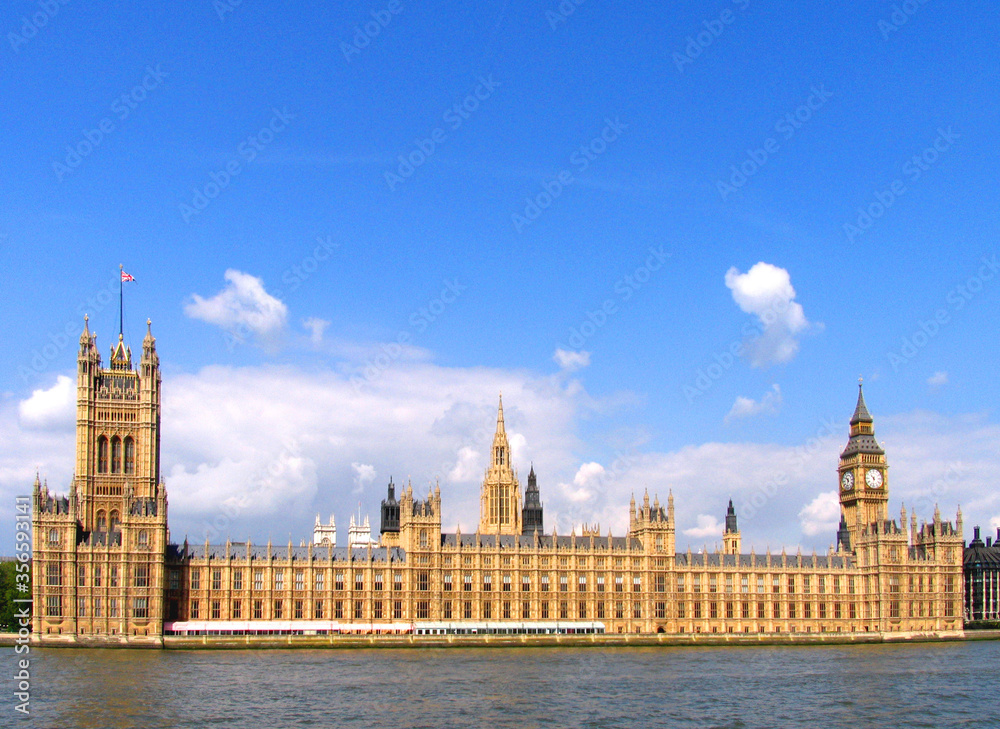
[{"x1": 838, "y1": 380, "x2": 888, "y2": 550}]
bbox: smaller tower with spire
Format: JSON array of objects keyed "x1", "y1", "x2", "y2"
[
  {"x1": 723, "y1": 500, "x2": 741, "y2": 555},
  {"x1": 348, "y1": 507, "x2": 378, "y2": 548},
  {"x1": 521, "y1": 464, "x2": 544, "y2": 535},
  {"x1": 313, "y1": 513, "x2": 336, "y2": 545},
  {"x1": 379, "y1": 478, "x2": 400, "y2": 546}
]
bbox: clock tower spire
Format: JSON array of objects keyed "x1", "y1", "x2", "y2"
[{"x1": 838, "y1": 380, "x2": 888, "y2": 550}]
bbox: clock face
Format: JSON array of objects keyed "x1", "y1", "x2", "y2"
[
  {"x1": 841, "y1": 471, "x2": 854, "y2": 491},
  {"x1": 865, "y1": 469, "x2": 883, "y2": 489}
]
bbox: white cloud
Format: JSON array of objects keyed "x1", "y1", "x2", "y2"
[
  {"x1": 448, "y1": 446, "x2": 480, "y2": 483},
  {"x1": 148, "y1": 361, "x2": 590, "y2": 542},
  {"x1": 559, "y1": 462, "x2": 606, "y2": 503},
  {"x1": 184, "y1": 270, "x2": 288, "y2": 342},
  {"x1": 509, "y1": 432, "x2": 527, "y2": 466},
  {"x1": 303, "y1": 317, "x2": 330, "y2": 345},
  {"x1": 351, "y1": 462, "x2": 376, "y2": 494},
  {"x1": 725, "y1": 384, "x2": 782, "y2": 423},
  {"x1": 725, "y1": 262, "x2": 813, "y2": 367},
  {"x1": 798, "y1": 491, "x2": 840, "y2": 536},
  {"x1": 18, "y1": 375, "x2": 75, "y2": 430},
  {"x1": 165, "y1": 445, "x2": 318, "y2": 543},
  {"x1": 684, "y1": 514, "x2": 723, "y2": 540},
  {"x1": 3, "y1": 353, "x2": 999, "y2": 554},
  {"x1": 927, "y1": 371, "x2": 948, "y2": 387},
  {"x1": 554, "y1": 348, "x2": 591, "y2": 371}
]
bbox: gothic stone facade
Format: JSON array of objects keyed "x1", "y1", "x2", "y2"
[
  {"x1": 32, "y1": 319, "x2": 167, "y2": 644},
  {"x1": 32, "y1": 321, "x2": 965, "y2": 644}
]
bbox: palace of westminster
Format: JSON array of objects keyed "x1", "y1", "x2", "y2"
[{"x1": 31, "y1": 315, "x2": 988, "y2": 645}]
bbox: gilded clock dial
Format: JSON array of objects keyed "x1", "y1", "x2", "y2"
[
  {"x1": 865, "y1": 469, "x2": 883, "y2": 489},
  {"x1": 841, "y1": 471, "x2": 854, "y2": 491}
]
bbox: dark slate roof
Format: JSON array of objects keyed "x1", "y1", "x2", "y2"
[
  {"x1": 166, "y1": 543, "x2": 405, "y2": 564},
  {"x1": 841, "y1": 433, "x2": 885, "y2": 457},
  {"x1": 675, "y1": 553, "x2": 852, "y2": 569},
  {"x1": 842, "y1": 384, "x2": 884, "y2": 457},
  {"x1": 850, "y1": 384, "x2": 873, "y2": 424},
  {"x1": 965, "y1": 545, "x2": 1000, "y2": 568},
  {"x1": 40, "y1": 495, "x2": 71, "y2": 515},
  {"x1": 440, "y1": 533, "x2": 640, "y2": 551},
  {"x1": 906, "y1": 521, "x2": 957, "y2": 538},
  {"x1": 964, "y1": 529, "x2": 1000, "y2": 568}
]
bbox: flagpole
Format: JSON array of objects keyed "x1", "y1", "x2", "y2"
[{"x1": 119, "y1": 264, "x2": 124, "y2": 339}]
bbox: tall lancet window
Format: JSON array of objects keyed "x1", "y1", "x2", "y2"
[
  {"x1": 111, "y1": 437, "x2": 122, "y2": 474},
  {"x1": 124, "y1": 437, "x2": 135, "y2": 475},
  {"x1": 97, "y1": 436, "x2": 109, "y2": 474}
]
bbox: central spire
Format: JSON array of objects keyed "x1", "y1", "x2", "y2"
[
  {"x1": 479, "y1": 392, "x2": 522, "y2": 535},
  {"x1": 490, "y1": 392, "x2": 509, "y2": 469}
]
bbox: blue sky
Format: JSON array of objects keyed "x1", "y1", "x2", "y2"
[{"x1": 2, "y1": 0, "x2": 998, "y2": 551}]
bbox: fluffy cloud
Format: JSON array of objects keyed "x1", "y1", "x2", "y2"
[
  {"x1": 303, "y1": 317, "x2": 330, "y2": 345},
  {"x1": 927, "y1": 371, "x2": 948, "y2": 387},
  {"x1": 508, "y1": 432, "x2": 527, "y2": 466},
  {"x1": 151, "y1": 361, "x2": 587, "y2": 542},
  {"x1": 351, "y1": 462, "x2": 376, "y2": 494},
  {"x1": 798, "y1": 491, "x2": 840, "y2": 536},
  {"x1": 553, "y1": 348, "x2": 591, "y2": 371},
  {"x1": 184, "y1": 270, "x2": 288, "y2": 344},
  {"x1": 448, "y1": 446, "x2": 481, "y2": 483},
  {"x1": 725, "y1": 262, "x2": 813, "y2": 367},
  {"x1": 684, "y1": 515, "x2": 724, "y2": 540},
  {"x1": 2, "y1": 355, "x2": 999, "y2": 553},
  {"x1": 725, "y1": 384, "x2": 782, "y2": 423},
  {"x1": 18, "y1": 375, "x2": 74, "y2": 430},
  {"x1": 559, "y1": 462, "x2": 606, "y2": 504}
]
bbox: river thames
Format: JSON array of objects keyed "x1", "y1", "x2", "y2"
[{"x1": 3, "y1": 641, "x2": 998, "y2": 728}]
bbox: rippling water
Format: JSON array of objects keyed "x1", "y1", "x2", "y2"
[{"x1": 3, "y1": 642, "x2": 999, "y2": 728}]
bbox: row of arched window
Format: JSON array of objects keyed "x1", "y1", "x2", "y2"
[
  {"x1": 96, "y1": 509, "x2": 121, "y2": 532},
  {"x1": 96, "y1": 435, "x2": 135, "y2": 474}
]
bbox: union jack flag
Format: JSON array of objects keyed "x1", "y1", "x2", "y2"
[{"x1": 121, "y1": 271, "x2": 135, "y2": 282}]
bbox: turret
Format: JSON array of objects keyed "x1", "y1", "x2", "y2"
[
  {"x1": 723, "y1": 499, "x2": 741, "y2": 555},
  {"x1": 399, "y1": 479, "x2": 441, "y2": 552},
  {"x1": 521, "y1": 463, "x2": 544, "y2": 535},
  {"x1": 836, "y1": 514, "x2": 851, "y2": 553},
  {"x1": 313, "y1": 513, "x2": 337, "y2": 546},
  {"x1": 630, "y1": 489, "x2": 674, "y2": 555},
  {"x1": 380, "y1": 478, "x2": 400, "y2": 535}
]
